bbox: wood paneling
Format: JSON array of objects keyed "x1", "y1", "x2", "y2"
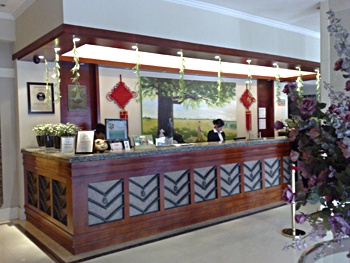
[
  {"x1": 257, "y1": 79, "x2": 275, "y2": 137},
  {"x1": 22, "y1": 140, "x2": 291, "y2": 254},
  {"x1": 59, "y1": 61, "x2": 99, "y2": 130}
]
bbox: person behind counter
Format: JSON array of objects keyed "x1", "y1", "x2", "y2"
[{"x1": 207, "y1": 119, "x2": 225, "y2": 142}]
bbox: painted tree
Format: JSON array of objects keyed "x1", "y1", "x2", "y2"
[{"x1": 140, "y1": 77, "x2": 236, "y2": 137}]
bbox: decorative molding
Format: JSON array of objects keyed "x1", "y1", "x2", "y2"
[{"x1": 164, "y1": 0, "x2": 320, "y2": 38}]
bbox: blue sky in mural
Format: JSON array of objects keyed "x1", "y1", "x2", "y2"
[{"x1": 142, "y1": 98, "x2": 237, "y2": 120}]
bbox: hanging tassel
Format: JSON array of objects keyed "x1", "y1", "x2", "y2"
[{"x1": 246, "y1": 110, "x2": 252, "y2": 131}]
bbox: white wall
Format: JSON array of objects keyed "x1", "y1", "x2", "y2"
[
  {"x1": 0, "y1": 18, "x2": 15, "y2": 42},
  {"x1": 0, "y1": 42, "x2": 18, "y2": 221}
]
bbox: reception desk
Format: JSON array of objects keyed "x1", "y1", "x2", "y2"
[{"x1": 22, "y1": 138, "x2": 291, "y2": 254}]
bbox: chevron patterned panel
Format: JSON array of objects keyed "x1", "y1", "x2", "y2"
[
  {"x1": 283, "y1": 156, "x2": 291, "y2": 183},
  {"x1": 194, "y1": 166, "x2": 217, "y2": 203},
  {"x1": 129, "y1": 174, "x2": 160, "y2": 217},
  {"x1": 220, "y1": 163, "x2": 241, "y2": 197},
  {"x1": 52, "y1": 180, "x2": 67, "y2": 225},
  {"x1": 27, "y1": 171, "x2": 38, "y2": 207},
  {"x1": 243, "y1": 160, "x2": 262, "y2": 192},
  {"x1": 264, "y1": 158, "x2": 280, "y2": 188},
  {"x1": 38, "y1": 175, "x2": 51, "y2": 215},
  {"x1": 88, "y1": 179, "x2": 124, "y2": 226},
  {"x1": 164, "y1": 169, "x2": 190, "y2": 209}
]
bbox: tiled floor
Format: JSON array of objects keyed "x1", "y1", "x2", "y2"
[{"x1": 0, "y1": 203, "x2": 331, "y2": 263}]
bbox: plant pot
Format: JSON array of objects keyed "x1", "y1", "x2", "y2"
[
  {"x1": 45, "y1": 135, "x2": 55, "y2": 148},
  {"x1": 54, "y1": 136, "x2": 61, "y2": 149},
  {"x1": 36, "y1": 135, "x2": 46, "y2": 147}
]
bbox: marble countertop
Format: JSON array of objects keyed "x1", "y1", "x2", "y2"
[{"x1": 22, "y1": 137, "x2": 289, "y2": 163}]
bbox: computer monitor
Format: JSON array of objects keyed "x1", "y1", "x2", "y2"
[{"x1": 105, "y1": 118, "x2": 129, "y2": 141}]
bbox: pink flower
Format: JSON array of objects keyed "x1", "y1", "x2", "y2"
[
  {"x1": 309, "y1": 126, "x2": 320, "y2": 139},
  {"x1": 290, "y1": 150, "x2": 299, "y2": 162},
  {"x1": 288, "y1": 128, "x2": 298, "y2": 141},
  {"x1": 298, "y1": 97, "x2": 317, "y2": 115},
  {"x1": 333, "y1": 58, "x2": 343, "y2": 71},
  {"x1": 295, "y1": 213, "x2": 307, "y2": 224},
  {"x1": 341, "y1": 111, "x2": 350, "y2": 123},
  {"x1": 338, "y1": 140, "x2": 350, "y2": 159},
  {"x1": 282, "y1": 185, "x2": 294, "y2": 204},
  {"x1": 346, "y1": 80, "x2": 350, "y2": 91}
]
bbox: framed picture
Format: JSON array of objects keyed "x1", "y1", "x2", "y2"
[
  {"x1": 75, "y1": 130, "x2": 95, "y2": 154},
  {"x1": 123, "y1": 140, "x2": 130, "y2": 150},
  {"x1": 27, "y1": 82, "x2": 55, "y2": 114},
  {"x1": 68, "y1": 85, "x2": 87, "y2": 111}
]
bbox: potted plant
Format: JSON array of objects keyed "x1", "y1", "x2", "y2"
[
  {"x1": 33, "y1": 123, "x2": 46, "y2": 147},
  {"x1": 54, "y1": 123, "x2": 81, "y2": 151}
]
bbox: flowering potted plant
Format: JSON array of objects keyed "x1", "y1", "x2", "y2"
[
  {"x1": 33, "y1": 123, "x2": 56, "y2": 147},
  {"x1": 276, "y1": 10, "x2": 350, "y2": 259},
  {"x1": 53, "y1": 123, "x2": 81, "y2": 149}
]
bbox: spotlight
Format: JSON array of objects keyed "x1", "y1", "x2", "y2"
[{"x1": 33, "y1": 55, "x2": 40, "y2": 64}]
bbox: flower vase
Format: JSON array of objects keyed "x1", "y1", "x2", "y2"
[
  {"x1": 45, "y1": 135, "x2": 55, "y2": 148},
  {"x1": 54, "y1": 136, "x2": 61, "y2": 149},
  {"x1": 36, "y1": 135, "x2": 46, "y2": 147}
]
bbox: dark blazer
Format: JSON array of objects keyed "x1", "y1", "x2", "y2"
[{"x1": 207, "y1": 130, "x2": 225, "y2": 142}]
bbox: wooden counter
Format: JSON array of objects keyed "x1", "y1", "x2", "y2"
[{"x1": 22, "y1": 138, "x2": 291, "y2": 254}]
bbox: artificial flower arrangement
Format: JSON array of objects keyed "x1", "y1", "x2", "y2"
[
  {"x1": 33, "y1": 123, "x2": 81, "y2": 137},
  {"x1": 275, "y1": 10, "x2": 350, "y2": 258}
]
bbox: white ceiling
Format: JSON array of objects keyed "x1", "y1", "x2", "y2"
[{"x1": 0, "y1": 0, "x2": 321, "y2": 33}]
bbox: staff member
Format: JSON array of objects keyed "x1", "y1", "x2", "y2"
[{"x1": 207, "y1": 119, "x2": 225, "y2": 142}]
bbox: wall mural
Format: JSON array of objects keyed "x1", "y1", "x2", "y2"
[{"x1": 141, "y1": 77, "x2": 237, "y2": 143}]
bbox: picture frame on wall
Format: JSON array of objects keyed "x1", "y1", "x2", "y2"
[
  {"x1": 68, "y1": 85, "x2": 87, "y2": 111},
  {"x1": 27, "y1": 82, "x2": 55, "y2": 114}
]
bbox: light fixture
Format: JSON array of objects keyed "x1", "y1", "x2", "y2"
[
  {"x1": 73, "y1": 37, "x2": 80, "y2": 42},
  {"x1": 61, "y1": 45, "x2": 317, "y2": 79},
  {"x1": 215, "y1": 55, "x2": 220, "y2": 60},
  {"x1": 54, "y1": 47, "x2": 61, "y2": 52},
  {"x1": 177, "y1": 51, "x2": 183, "y2": 55},
  {"x1": 38, "y1": 55, "x2": 44, "y2": 59},
  {"x1": 247, "y1": 59, "x2": 252, "y2": 64},
  {"x1": 132, "y1": 45, "x2": 138, "y2": 50}
]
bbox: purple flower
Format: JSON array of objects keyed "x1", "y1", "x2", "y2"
[
  {"x1": 346, "y1": 80, "x2": 350, "y2": 91},
  {"x1": 308, "y1": 175, "x2": 317, "y2": 188},
  {"x1": 298, "y1": 97, "x2": 317, "y2": 115},
  {"x1": 282, "y1": 83, "x2": 296, "y2": 95},
  {"x1": 334, "y1": 58, "x2": 343, "y2": 71},
  {"x1": 282, "y1": 185, "x2": 294, "y2": 204},
  {"x1": 309, "y1": 222, "x2": 327, "y2": 240},
  {"x1": 329, "y1": 213, "x2": 350, "y2": 236},
  {"x1": 290, "y1": 150, "x2": 299, "y2": 162},
  {"x1": 274, "y1": 120, "x2": 284, "y2": 130},
  {"x1": 295, "y1": 213, "x2": 307, "y2": 224}
]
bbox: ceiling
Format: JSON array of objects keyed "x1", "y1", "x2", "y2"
[
  {"x1": 0, "y1": 0, "x2": 321, "y2": 33},
  {"x1": 2, "y1": 0, "x2": 321, "y2": 80}
]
